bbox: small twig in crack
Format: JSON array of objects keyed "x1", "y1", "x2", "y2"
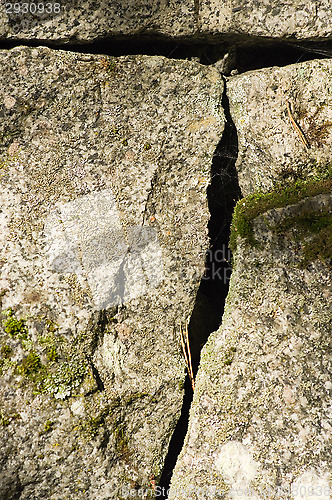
[
  {"x1": 286, "y1": 101, "x2": 310, "y2": 149},
  {"x1": 180, "y1": 320, "x2": 195, "y2": 392}
]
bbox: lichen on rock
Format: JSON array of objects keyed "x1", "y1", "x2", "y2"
[
  {"x1": 228, "y1": 59, "x2": 332, "y2": 197},
  {"x1": 1, "y1": 1, "x2": 332, "y2": 42},
  {"x1": 230, "y1": 173, "x2": 332, "y2": 267},
  {"x1": 0, "y1": 46, "x2": 224, "y2": 498},
  {"x1": 168, "y1": 186, "x2": 332, "y2": 498},
  {"x1": 168, "y1": 58, "x2": 332, "y2": 500}
]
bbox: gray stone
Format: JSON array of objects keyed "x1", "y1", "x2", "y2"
[
  {"x1": 0, "y1": 1, "x2": 197, "y2": 43},
  {"x1": 168, "y1": 59, "x2": 332, "y2": 500},
  {"x1": 168, "y1": 189, "x2": 332, "y2": 499},
  {"x1": 1, "y1": 1, "x2": 332, "y2": 43},
  {"x1": 199, "y1": 1, "x2": 332, "y2": 40},
  {"x1": 0, "y1": 46, "x2": 224, "y2": 499},
  {"x1": 227, "y1": 59, "x2": 332, "y2": 196}
]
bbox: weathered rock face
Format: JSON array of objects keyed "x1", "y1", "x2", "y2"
[
  {"x1": 227, "y1": 59, "x2": 332, "y2": 196},
  {"x1": 0, "y1": 1, "x2": 197, "y2": 42},
  {"x1": 168, "y1": 58, "x2": 332, "y2": 499},
  {"x1": 0, "y1": 46, "x2": 224, "y2": 499},
  {"x1": 168, "y1": 185, "x2": 332, "y2": 500},
  {"x1": 199, "y1": 1, "x2": 332, "y2": 40},
  {"x1": 1, "y1": 1, "x2": 331, "y2": 43}
]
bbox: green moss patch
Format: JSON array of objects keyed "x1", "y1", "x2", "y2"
[
  {"x1": 114, "y1": 424, "x2": 130, "y2": 461},
  {"x1": 275, "y1": 211, "x2": 332, "y2": 266},
  {"x1": 0, "y1": 344, "x2": 12, "y2": 358},
  {"x1": 44, "y1": 420, "x2": 54, "y2": 433},
  {"x1": 230, "y1": 173, "x2": 332, "y2": 268},
  {"x1": 1, "y1": 310, "x2": 90, "y2": 400},
  {"x1": 78, "y1": 406, "x2": 110, "y2": 439},
  {"x1": 0, "y1": 410, "x2": 20, "y2": 427},
  {"x1": 3, "y1": 309, "x2": 28, "y2": 340},
  {"x1": 18, "y1": 350, "x2": 43, "y2": 379}
]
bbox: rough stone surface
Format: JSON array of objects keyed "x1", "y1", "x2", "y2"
[
  {"x1": 199, "y1": 1, "x2": 332, "y2": 40},
  {"x1": 168, "y1": 57, "x2": 332, "y2": 500},
  {"x1": 168, "y1": 192, "x2": 332, "y2": 500},
  {"x1": 0, "y1": 46, "x2": 224, "y2": 499},
  {"x1": 227, "y1": 59, "x2": 332, "y2": 196},
  {"x1": 1, "y1": 1, "x2": 332, "y2": 43},
  {"x1": 0, "y1": 1, "x2": 197, "y2": 42}
]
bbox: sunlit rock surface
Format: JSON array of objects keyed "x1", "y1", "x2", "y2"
[
  {"x1": 0, "y1": 46, "x2": 224, "y2": 499},
  {"x1": 169, "y1": 58, "x2": 332, "y2": 500},
  {"x1": 227, "y1": 59, "x2": 332, "y2": 196},
  {"x1": 1, "y1": 1, "x2": 331, "y2": 43}
]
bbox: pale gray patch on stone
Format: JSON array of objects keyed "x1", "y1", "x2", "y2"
[
  {"x1": 216, "y1": 442, "x2": 260, "y2": 492},
  {"x1": 291, "y1": 470, "x2": 331, "y2": 500},
  {"x1": 44, "y1": 210, "x2": 84, "y2": 274},
  {"x1": 44, "y1": 189, "x2": 164, "y2": 309},
  {"x1": 126, "y1": 226, "x2": 164, "y2": 288}
]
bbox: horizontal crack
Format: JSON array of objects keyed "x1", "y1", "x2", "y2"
[{"x1": 0, "y1": 37, "x2": 331, "y2": 75}]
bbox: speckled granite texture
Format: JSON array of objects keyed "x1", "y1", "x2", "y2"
[
  {"x1": 168, "y1": 191, "x2": 332, "y2": 499},
  {"x1": 168, "y1": 58, "x2": 332, "y2": 500},
  {"x1": 0, "y1": 1, "x2": 331, "y2": 43},
  {"x1": 227, "y1": 59, "x2": 332, "y2": 196},
  {"x1": 0, "y1": 46, "x2": 224, "y2": 499}
]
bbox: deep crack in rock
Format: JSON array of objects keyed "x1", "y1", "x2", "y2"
[{"x1": 158, "y1": 80, "x2": 241, "y2": 498}]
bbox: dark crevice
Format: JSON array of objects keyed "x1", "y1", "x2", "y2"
[
  {"x1": 188, "y1": 82, "x2": 241, "y2": 371},
  {"x1": 194, "y1": 82, "x2": 241, "y2": 351},
  {"x1": 156, "y1": 33, "x2": 332, "y2": 498},
  {"x1": 0, "y1": 37, "x2": 331, "y2": 74},
  {"x1": 90, "y1": 363, "x2": 105, "y2": 392},
  {"x1": 199, "y1": 39, "x2": 332, "y2": 70},
  {"x1": 229, "y1": 40, "x2": 332, "y2": 72},
  {"x1": 157, "y1": 375, "x2": 193, "y2": 499},
  {"x1": 158, "y1": 80, "x2": 241, "y2": 498}
]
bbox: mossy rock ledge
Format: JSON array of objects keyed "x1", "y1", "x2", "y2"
[
  {"x1": 169, "y1": 57, "x2": 332, "y2": 499},
  {"x1": 169, "y1": 184, "x2": 332, "y2": 499}
]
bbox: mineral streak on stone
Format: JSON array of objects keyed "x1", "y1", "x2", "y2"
[
  {"x1": 1, "y1": 1, "x2": 332, "y2": 43},
  {"x1": 168, "y1": 192, "x2": 332, "y2": 499},
  {"x1": 227, "y1": 59, "x2": 332, "y2": 196},
  {"x1": 0, "y1": 47, "x2": 224, "y2": 499}
]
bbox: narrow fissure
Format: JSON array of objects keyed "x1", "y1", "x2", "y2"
[
  {"x1": 158, "y1": 81, "x2": 241, "y2": 498},
  {"x1": 155, "y1": 41, "x2": 332, "y2": 498},
  {"x1": 0, "y1": 37, "x2": 331, "y2": 72}
]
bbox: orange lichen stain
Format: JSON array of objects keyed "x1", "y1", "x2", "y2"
[
  {"x1": 115, "y1": 323, "x2": 132, "y2": 343},
  {"x1": 188, "y1": 116, "x2": 218, "y2": 132},
  {"x1": 8, "y1": 141, "x2": 20, "y2": 156}
]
